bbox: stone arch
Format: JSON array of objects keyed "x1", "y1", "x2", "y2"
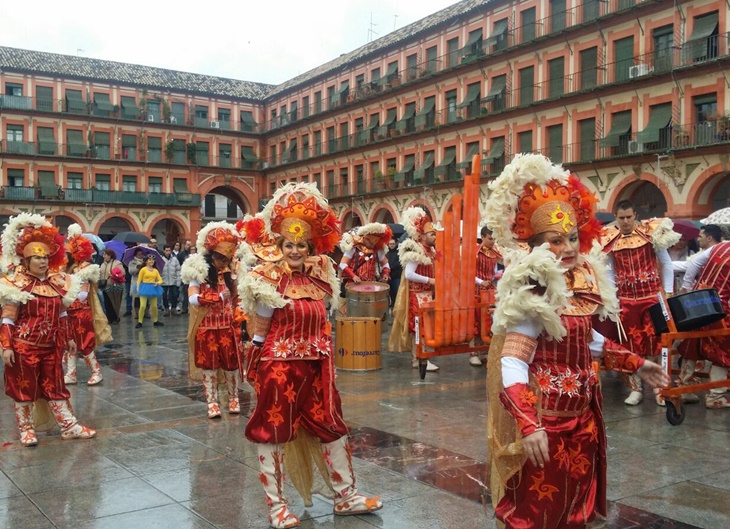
[
  {"x1": 371, "y1": 206, "x2": 396, "y2": 224},
  {"x1": 149, "y1": 216, "x2": 186, "y2": 246},
  {"x1": 607, "y1": 176, "x2": 669, "y2": 219},
  {"x1": 686, "y1": 165, "x2": 730, "y2": 218},
  {"x1": 96, "y1": 214, "x2": 134, "y2": 240},
  {"x1": 341, "y1": 210, "x2": 363, "y2": 231},
  {"x1": 51, "y1": 215, "x2": 76, "y2": 235},
  {"x1": 202, "y1": 185, "x2": 249, "y2": 222}
]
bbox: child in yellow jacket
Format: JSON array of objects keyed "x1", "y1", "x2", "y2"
[{"x1": 136, "y1": 255, "x2": 164, "y2": 328}]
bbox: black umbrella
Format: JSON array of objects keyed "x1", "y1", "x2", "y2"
[
  {"x1": 112, "y1": 231, "x2": 151, "y2": 244},
  {"x1": 387, "y1": 223, "x2": 405, "y2": 239},
  {"x1": 595, "y1": 212, "x2": 615, "y2": 225}
]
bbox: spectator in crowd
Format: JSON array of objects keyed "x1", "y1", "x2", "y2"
[
  {"x1": 161, "y1": 244, "x2": 182, "y2": 316},
  {"x1": 385, "y1": 238, "x2": 401, "y2": 315}
]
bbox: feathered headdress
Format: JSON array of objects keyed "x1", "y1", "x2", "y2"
[
  {"x1": 236, "y1": 214, "x2": 282, "y2": 263},
  {"x1": 401, "y1": 207, "x2": 435, "y2": 239},
  {"x1": 484, "y1": 154, "x2": 600, "y2": 252},
  {"x1": 356, "y1": 223, "x2": 393, "y2": 250},
  {"x1": 196, "y1": 221, "x2": 240, "y2": 260},
  {"x1": 0, "y1": 213, "x2": 66, "y2": 273},
  {"x1": 261, "y1": 182, "x2": 341, "y2": 255},
  {"x1": 65, "y1": 223, "x2": 94, "y2": 264}
]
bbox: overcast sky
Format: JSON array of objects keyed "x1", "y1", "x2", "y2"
[{"x1": 0, "y1": 0, "x2": 460, "y2": 85}]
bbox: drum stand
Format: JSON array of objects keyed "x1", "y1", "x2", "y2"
[
  {"x1": 656, "y1": 293, "x2": 730, "y2": 424},
  {"x1": 413, "y1": 296, "x2": 493, "y2": 380}
]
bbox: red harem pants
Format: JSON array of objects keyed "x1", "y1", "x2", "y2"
[
  {"x1": 245, "y1": 359, "x2": 348, "y2": 445},
  {"x1": 496, "y1": 409, "x2": 601, "y2": 529},
  {"x1": 4, "y1": 344, "x2": 70, "y2": 402}
]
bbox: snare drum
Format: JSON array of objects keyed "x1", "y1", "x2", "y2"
[
  {"x1": 335, "y1": 317, "x2": 382, "y2": 371},
  {"x1": 345, "y1": 281, "x2": 389, "y2": 319},
  {"x1": 648, "y1": 288, "x2": 725, "y2": 335}
]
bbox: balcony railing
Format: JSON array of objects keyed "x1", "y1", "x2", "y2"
[{"x1": 0, "y1": 186, "x2": 201, "y2": 206}]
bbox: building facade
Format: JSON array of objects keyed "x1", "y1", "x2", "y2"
[{"x1": 1, "y1": 0, "x2": 729, "y2": 242}]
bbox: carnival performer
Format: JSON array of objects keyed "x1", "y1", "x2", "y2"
[
  {"x1": 239, "y1": 183, "x2": 382, "y2": 528},
  {"x1": 339, "y1": 223, "x2": 392, "y2": 286},
  {"x1": 136, "y1": 255, "x2": 164, "y2": 328},
  {"x1": 601, "y1": 199, "x2": 679, "y2": 406},
  {"x1": 485, "y1": 154, "x2": 668, "y2": 529},
  {"x1": 470, "y1": 225, "x2": 502, "y2": 366},
  {"x1": 0, "y1": 213, "x2": 97, "y2": 446},
  {"x1": 63, "y1": 224, "x2": 112, "y2": 385},
  {"x1": 387, "y1": 207, "x2": 439, "y2": 372},
  {"x1": 677, "y1": 238, "x2": 730, "y2": 409},
  {"x1": 181, "y1": 222, "x2": 243, "y2": 419}
]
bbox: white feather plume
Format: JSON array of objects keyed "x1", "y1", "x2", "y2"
[
  {"x1": 181, "y1": 253, "x2": 209, "y2": 284},
  {"x1": 401, "y1": 207, "x2": 428, "y2": 239},
  {"x1": 195, "y1": 221, "x2": 239, "y2": 256},
  {"x1": 67, "y1": 223, "x2": 83, "y2": 239},
  {"x1": 484, "y1": 154, "x2": 570, "y2": 250}
]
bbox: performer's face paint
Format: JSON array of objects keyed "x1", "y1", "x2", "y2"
[
  {"x1": 616, "y1": 208, "x2": 636, "y2": 235},
  {"x1": 541, "y1": 228, "x2": 579, "y2": 270},
  {"x1": 282, "y1": 240, "x2": 310, "y2": 271},
  {"x1": 27, "y1": 255, "x2": 49, "y2": 277}
]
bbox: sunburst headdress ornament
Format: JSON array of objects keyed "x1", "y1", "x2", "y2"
[
  {"x1": 0, "y1": 213, "x2": 66, "y2": 273},
  {"x1": 261, "y1": 182, "x2": 341, "y2": 255},
  {"x1": 196, "y1": 221, "x2": 240, "y2": 260},
  {"x1": 236, "y1": 213, "x2": 282, "y2": 262},
  {"x1": 65, "y1": 223, "x2": 94, "y2": 264},
  {"x1": 401, "y1": 207, "x2": 436, "y2": 239},
  {"x1": 484, "y1": 154, "x2": 601, "y2": 252}
]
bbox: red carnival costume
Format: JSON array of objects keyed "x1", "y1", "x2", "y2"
[
  {"x1": 181, "y1": 222, "x2": 243, "y2": 419},
  {"x1": 474, "y1": 242, "x2": 502, "y2": 339},
  {"x1": 678, "y1": 241, "x2": 730, "y2": 408},
  {"x1": 387, "y1": 207, "x2": 440, "y2": 371},
  {"x1": 63, "y1": 224, "x2": 111, "y2": 386},
  {"x1": 0, "y1": 213, "x2": 96, "y2": 446},
  {"x1": 484, "y1": 155, "x2": 662, "y2": 529},
  {"x1": 601, "y1": 217, "x2": 678, "y2": 404},
  {"x1": 239, "y1": 182, "x2": 382, "y2": 528},
  {"x1": 339, "y1": 223, "x2": 392, "y2": 285}
]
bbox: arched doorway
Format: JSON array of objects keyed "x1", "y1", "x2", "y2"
[
  {"x1": 628, "y1": 181, "x2": 667, "y2": 220},
  {"x1": 202, "y1": 186, "x2": 248, "y2": 224},
  {"x1": 54, "y1": 215, "x2": 76, "y2": 235},
  {"x1": 98, "y1": 217, "x2": 132, "y2": 241},
  {"x1": 342, "y1": 212, "x2": 362, "y2": 231},
  {"x1": 373, "y1": 208, "x2": 395, "y2": 224},
  {"x1": 150, "y1": 218, "x2": 184, "y2": 246},
  {"x1": 710, "y1": 172, "x2": 730, "y2": 210}
]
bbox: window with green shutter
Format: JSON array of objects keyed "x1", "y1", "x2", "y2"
[
  {"x1": 66, "y1": 129, "x2": 86, "y2": 157},
  {"x1": 122, "y1": 176, "x2": 137, "y2": 192},
  {"x1": 548, "y1": 57, "x2": 565, "y2": 98},
  {"x1": 520, "y1": 8, "x2": 536, "y2": 43},
  {"x1": 122, "y1": 134, "x2": 137, "y2": 161},
  {"x1": 148, "y1": 177, "x2": 162, "y2": 194},
  {"x1": 614, "y1": 37, "x2": 634, "y2": 82},
  {"x1": 580, "y1": 47, "x2": 598, "y2": 90},
  {"x1": 579, "y1": 118, "x2": 596, "y2": 161},
  {"x1": 94, "y1": 132, "x2": 110, "y2": 159},
  {"x1": 67, "y1": 172, "x2": 83, "y2": 190},
  {"x1": 37, "y1": 127, "x2": 56, "y2": 155},
  {"x1": 653, "y1": 25, "x2": 674, "y2": 72},
  {"x1": 95, "y1": 174, "x2": 111, "y2": 191},
  {"x1": 550, "y1": 0, "x2": 566, "y2": 33},
  {"x1": 38, "y1": 171, "x2": 59, "y2": 198},
  {"x1": 519, "y1": 130, "x2": 533, "y2": 153},
  {"x1": 583, "y1": 0, "x2": 599, "y2": 22},
  {"x1": 36, "y1": 86, "x2": 53, "y2": 112},
  {"x1": 147, "y1": 136, "x2": 162, "y2": 163},
  {"x1": 121, "y1": 96, "x2": 139, "y2": 120},
  {"x1": 547, "y1": 125, "x2": 563, "y2": 163},
  {"x1": 447, "y1": 37, "x2": 460, "y2": 68},
  {"x1": 519, "y1": 67, "x2": 534, "y2": 106},
  {"x1": 7, "y1": 169, "x2": 24, "y2": 187},
  {"x1": 219, "y1": 144, "x2": 232, "y2": 168}
]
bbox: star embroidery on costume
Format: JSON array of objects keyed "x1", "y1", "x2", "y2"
[
  {"x1": 529, "y1": 471, "x2": 559, "y2": 501},
  {"x1": 547, "y1": 204, "x2": 575, "y2": 233},
  {"x1": 294, "y1": 339, "x2": 309, "y2": 357},
  {"x1": 555, "y1": 438, "x2": 570, "y2": 471},
  {"x1": 219, "y1": 335, "x2": 233, "y2": 348},
  {"x1": 266, "y1": 403, "x2": 284, "y2": 427},
  {"x1": 271, "y1": 363, "x2": 289, "y2": 383},
  {"x1": 312, "y1": 376, "x2": 323, "y2": 395},
  {"x1": 585, "y1": 418, "x2": 599, "y2": 443},
  {"x1": 533, "y1": 366, "x2": 552, "y2": 394},
  {"x1": 41, "y1": 377, "x2": 54, "y2": 395},
  {"x1": 519, "y1": 387, "x2": 538, "y2": 406},
  {"x1": 557, "y1": 369, "x2": 581, "y2": 397},
  {"x1": 570, "y1": 445, "x2": 590, "y2": 476},
  {"x1": 16, "y1": 377, "x2": 30, "y2": 391},
  {"x1": 283, "y1": 383, "x2": 296, "y2": 404},
  {"x1": 310, "y1": 400, "x2": 325, "y2": 422},
  {"x1": 25, "y1": 354, "x2": 40, "y2": 367},
  {"x1": 314, "y1": 337, "x2": 331, "y2": 355}
]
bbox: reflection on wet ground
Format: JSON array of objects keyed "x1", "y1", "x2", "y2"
[{"x1": 0, "y1": 316, "x2": 727, "y2": 528}]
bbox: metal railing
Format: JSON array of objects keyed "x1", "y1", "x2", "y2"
[{"x1": 0, "y1": 186, "x2": 201, "y2": 206}]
